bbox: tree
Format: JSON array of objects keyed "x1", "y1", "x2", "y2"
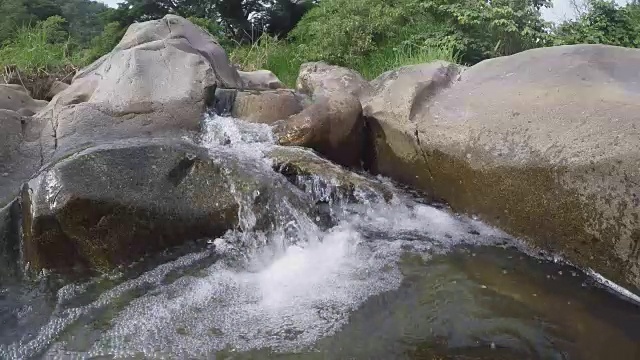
[
  {"x1": 54, "y1": 0, "x2": 111, "y2": 46},
  {"x1": 289, "y1": 0, "x2": 415, "y2": 65},
  {"x1": 553, "y1": 0, "x2": 640, "y2": 47},
  {"x1": 417, "y1": 0, "x2": 552, "y2": 64},
  {"x1": 289, "y1": 0, "x2": 551, "y2": 66},
  {"x1": 106, "y1": 0, "x2": 314, "y2": 43},
  {"x1": 0, "y1": 0, "x2": 64, "y2": 44}
]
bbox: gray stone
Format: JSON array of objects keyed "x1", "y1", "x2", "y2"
[
  {"x1": 19, "y1": 139, "x2": 314, "y2": 274},
  {"x1": 274, "y1": 92, "x2": 364, "y2": 168},
  {"x1": 239, "y1": 70, "x2": 285, "y2": 90},
  {"x1": 35, "y1": 14, "x2": 243, "y2": 159},
  {"x1": 0, "y1": 109, "x2": 43, "y2": 207},
  {"x1": 232, "y1": 89, "x2": 304, "y2": 124},
  {"x1": 364, "y1": 45, "x2": 640, "y2": 289},
  {"x1": 297, "y1": 61, "x2": 371, "y2": 98},
  {"x1": 0, "y1": 84, "x2": 47, "y2": 114},
  {"x1": 46, "y1": 80, "x2": 69, "y2": 100}
]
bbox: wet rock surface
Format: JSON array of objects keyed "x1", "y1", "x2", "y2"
[
  {"x1": 18, "y1": 138, "x2": 323, "y2": 275},
  {"x1": 363, "y1": 45, "x2": 640, "y2": 289},
  {"x1": 267, "y1": 146, "x2": 394, "y2": 202}
]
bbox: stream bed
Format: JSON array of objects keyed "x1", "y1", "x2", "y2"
[{"x1": 1, "y1": 115, "x2": 639, "y2": 360}]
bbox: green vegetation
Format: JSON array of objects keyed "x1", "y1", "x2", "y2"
[
  {"x1": 1, "y1": 0, "x2": 640, "y2": 94},
  {"x1": 553, "y1": 0, "x2": 640, "y2": 47}
]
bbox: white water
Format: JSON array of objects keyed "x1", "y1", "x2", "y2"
[{"x1": 0, "y1": 115, "x2": 524, "y2": 359}]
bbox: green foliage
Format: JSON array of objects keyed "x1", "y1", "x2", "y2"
[
  {"x1": 416, "y1": 0, "x2": 552, "y2": 64},
  {"x1": 110, "y1": 0, "x2": 315, "y2": 43},
  {"x1": 230, "y1": 35, "x2": 301, "y2": 87},
  {"x1": 355, "y1": 43, "x2": 461, "y2": 80},
  {"x1": 230, "y1": 34, "x2": 460, "y2": 87},
  {"x1": 54, "y1": 0, "x2": 110, "y2": 46},
  {"x1": 289, "y1": 0, "x2": 550, "y2": 67},
  {"x1": 79, "y1": 22, "x2": 126, "y2": 64},
  {"x1": 289, "y1": 0, "x2": 413, "y2": 66},
  {"x1": 553, "y1": 0, "x2": 640, "y2": 47},
  {"x1": 0, "y1": 16, "x2": 75, "y2": 75}
]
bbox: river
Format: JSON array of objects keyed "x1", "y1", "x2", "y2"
[{"x1": 1, "y1": 114, "x2": 639, "y2": 359}]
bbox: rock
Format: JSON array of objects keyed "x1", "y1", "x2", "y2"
[
  {"x1": 0, "y1": 84, "x2": 48, "y2": 114},
  {"x1": 19, "y1": 139, "x2": 314, "y2": 274},
  {"x1": 270, "y1": 62, "x2": 368, "y2": 168},
  {"x1": 239, "y1": 70, "x2": 285, "y2": 90},
  {"x1": 115, "y1": 15, "x2": 241, "y2": 89},
  {"x1": 0, "y1": 109, "x2": 43, "y2": 207},
  {"x1": 274, "y1": 92, "x2": 364, "y2": 168},
  {"x1": 0, "y1": 199, "x2": 20, "y2": 281},
  {"x1": 364, "y1": 45, "x2": 640, "y2": 289},
  {"x1": 46, "y1": 80, "x2": 69, "y2": 100},
  {"x1": 232, "y1": 89, "x2": 305, "y2": 124},
  {"x1": 267, "y1": 146, "x2": 394, "y2": 203},
  {"x1": 297, "y1": 62, "x2": 371, "y2": 98},
  {"x1": 35, "y1": 14, "x2": 243, "y2": 158}
]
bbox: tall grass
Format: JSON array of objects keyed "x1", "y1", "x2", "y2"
[
  {"x1": 355, "y1": 42, "x2": 460, "y2": 80},
  {"x1": 230, "y1": 35, "x2": 460, "y2": 87},
  {"x1": 229, "y1": 35, "x2": 302, "y2": 87},
  {"x1": 0, "y1": 16, "x2": 77, "y2": 77}
]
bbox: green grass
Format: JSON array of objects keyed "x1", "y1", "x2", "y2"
[
  {"x1": 0, "y1": 16, "x2": 78, "y2": 76},
  {"x1": 354, "y1": 42, "x2": 460, "y2": 80},
  {"x1": 229, "y1": 35, "x2": 460, "y2": 88},
  {"x1": 229, "y1": 35, "x2": 303, "y2": 88}
]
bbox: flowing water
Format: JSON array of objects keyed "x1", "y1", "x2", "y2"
[{"x1": 1, "y1": 115, "x2": 640, "y2": 359}]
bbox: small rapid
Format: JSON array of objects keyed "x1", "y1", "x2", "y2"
[{"x1": 1, "y1": 115, "x2": 639, "y2": 359}]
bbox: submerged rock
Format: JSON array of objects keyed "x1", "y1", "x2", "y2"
[
  {"x1": 364, "y1": 45, "x2": 640, "y2": 289},
  {"x1": 267, "y1": 146, "x2": 394, "y2": 203},
  {"x1": 18, "y1": 139, "x2": 314, "y2": 274}
]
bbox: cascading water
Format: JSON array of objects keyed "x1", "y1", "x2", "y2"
[{"x1": 1, "y1": 114, "x2": 640, "y2": 360}]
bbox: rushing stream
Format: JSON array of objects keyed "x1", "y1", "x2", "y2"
[{"x1": 1, "y1": 114, "x2": 640, "y2": 359}]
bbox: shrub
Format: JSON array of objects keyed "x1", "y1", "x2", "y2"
[
  {"x1": 355, "y1": 42, "x2": 461, "y2": 80},
  {"x1": 230, "y1": 35, "x2": 302, "y2": 87},
  {"x1": 78, "y1": 21, "x2": 126, "y2": 65},
  {"x1": 553, "y1": 0, "x2": 640, "y2": 47},
  {"x1": 0, "y1": 16, "x2": 74, "y2": 75},
  {"x1": 289, "y1": 0, "x2": 414, "y2": 66}
]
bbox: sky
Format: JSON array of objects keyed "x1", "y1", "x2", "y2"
[
  {"x1": 97, "y1": 0, "x2": 631, "y2": 23},
  {"x1": 100, "y1": 0, "x2": 120, "y2": 7}
]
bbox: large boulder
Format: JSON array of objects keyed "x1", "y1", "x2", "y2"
[
  {"x1": 35, "y1": 14, "x2": 243, "y2": 158},
  {"x1": 239, "y1": 70, "x2": 285, "y2": 90},
  {"x1": 364, "y1": 45, "x2": 640, "y2": 289},
  {"x1": 18, "y1": 139, "x2": 316, "y2": 274},
  {"x1": 232, "y1": 89, "x2": 305, "y2": 124}
]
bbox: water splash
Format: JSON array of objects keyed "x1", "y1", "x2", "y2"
[{"x1": 0, "y1": 114, "x2": 532, "y2": 359}]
